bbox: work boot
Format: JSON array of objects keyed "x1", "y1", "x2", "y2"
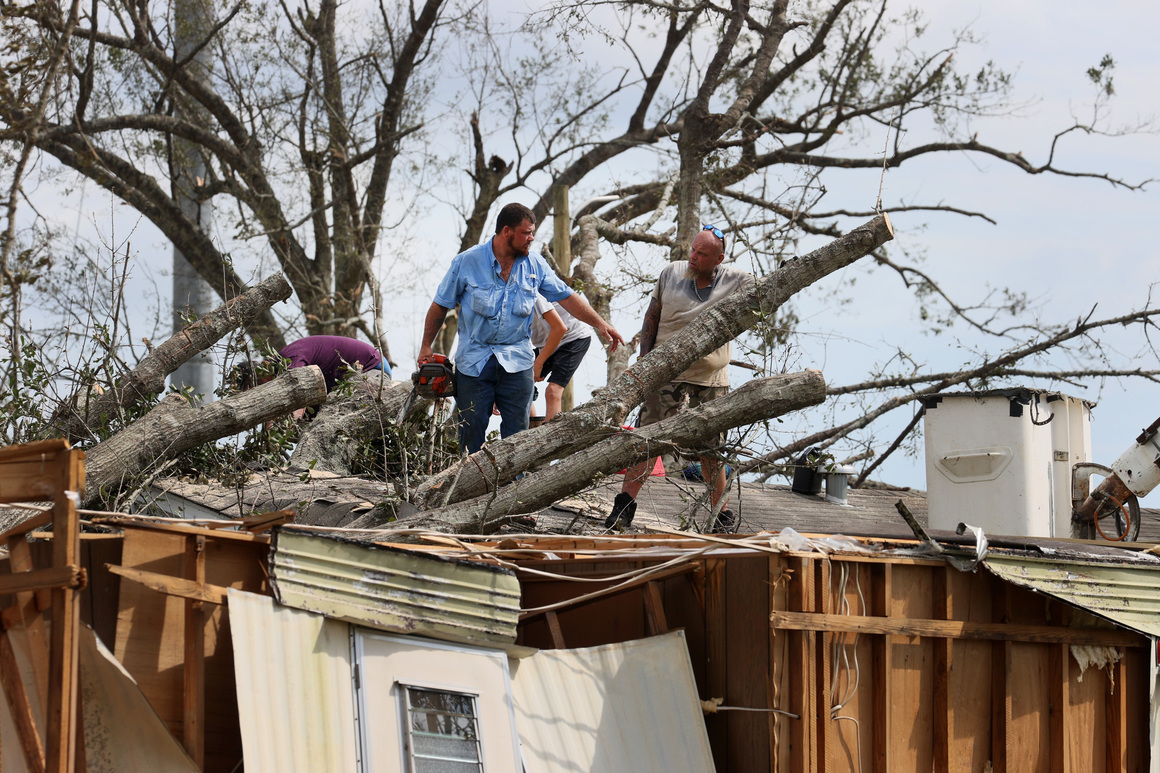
[
  {"x1": 604, "y1": 492, "x2": 637, "y2": 530},
  {"x1": 712, "y1": 508, "x2": 737, "y2": 534}
]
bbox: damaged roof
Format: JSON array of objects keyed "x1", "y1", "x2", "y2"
[{"x1": 140, "y1": 467, "x2": 1160, "y2": 546}]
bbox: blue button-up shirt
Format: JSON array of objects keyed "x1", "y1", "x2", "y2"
[{"x1": 433, "y1": 239, "x2": 572, "y2": 377}]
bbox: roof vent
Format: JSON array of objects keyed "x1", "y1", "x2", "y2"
[
  {"x1": 791, "y1": 447, "x2": 824, "y2": 495},
  {"x1": 824, "y1": 465, "x2": 857, "y2": 506}
]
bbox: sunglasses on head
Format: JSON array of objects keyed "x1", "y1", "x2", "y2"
[{"x1": 702, "y1": 224, "x2": 726, "y2": 248}]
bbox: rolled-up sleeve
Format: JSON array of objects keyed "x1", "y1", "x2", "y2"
[
  {"x1": 433, "y1": 254, "x2": 464, "y2": 309},
  {"x1": 534, "y1": 256, "x2": 572, "y2": 303}
]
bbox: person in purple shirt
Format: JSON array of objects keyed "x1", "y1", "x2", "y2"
[
  {"x1": 418, "y1": 203, "x2": 623, "y2": 455},
  {"x1": 232, "y1": 335, "x2": 390, "y2": 418},
  {"x1": 278, "y1": 335, "x2": 390, "y2": 392}
]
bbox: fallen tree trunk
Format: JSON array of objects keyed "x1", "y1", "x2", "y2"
[
  {"x1": 412, "y1": 213, "x2": 894, "y2": 510},
  {"x1": 388, "y1": 370, "x2": 825, "y2": 533},
  {"x1": 83, "y1": 366, "x2": 325, "y2": 507},
  {"x1": 289, "y1": 375, "x2": 429, "y2": 475},
  {"x1": 49, "y1": 272, "x2": 294, "y2": 443}
]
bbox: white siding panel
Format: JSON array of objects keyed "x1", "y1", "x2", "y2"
[
  {"x1": 510, "y1": 631, "x2": 714, "y2": 772},
  {"x1": 229, "y1": 589, "x2": 358, "y2": 772}
]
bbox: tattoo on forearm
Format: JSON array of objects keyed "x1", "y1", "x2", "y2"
[{"x1": 639, "y1": 298, "x2": 661, "y2": 357}]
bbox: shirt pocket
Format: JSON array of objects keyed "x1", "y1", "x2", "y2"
[
  {"x1": 512, "y1": 279, "x2": 537, "y2": 317},
  {"x1": 468, "y1": 281, "x2": 502, "y2": 318}
]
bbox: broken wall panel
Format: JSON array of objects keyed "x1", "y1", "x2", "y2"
[
  {"x1": 508, "y1": 542, "x2": 1152, "y2": 773},
  {"x1": 27, "y1": 536, "x2": 123, "y2": 651},
  {"x1": 112, "y1": 525, "x2": 269, "y2": 773}
]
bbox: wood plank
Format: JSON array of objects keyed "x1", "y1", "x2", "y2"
[
  {"x1": 92, "y1": 516, "x2": 269, "y2": 542},
  {"x1": 932, "y1": 566, "x2": 950, "y2": 773},
  {"x1": 114, "y1": 529, "x2": 192, "y2": 743},
  {"x1": 239, "y1": 508, "x2": 294, "y2": 533},
  {"x1": 1065, "y1": 642, "x2": 1102, "y2": 773},
  {"x1": 106, "y1": 564, "x2": 229, "y2": 605},
  {"x1": 797, "y1": 557, "x2": 817, "y2": 773},
  {"x1": 828, "y1": 562, "x2": 873, "y2": 773},
  {"x1": 948, "y1": 570, "x2": 995, "y2": 772},
  {"x1": 0, "y1": 628, "x2": 45, "y2": 773},
  {"x1": 769, "y1": 556, "x2": 791, "y2": 771},
  {"x1": 7, "y1": 536, "x2": 51, "y2": 706},
  {"x1": 0, "y1": 566, "x2": 83, "y2": 596},
  {"x1": 890, "y1": 565, "x2": 933, "y2": 772},
  {"x1": 544, "y1": 611, "x2": 566, "y2": 648},
  {"x1": 871, "y1": 563, "x2": 892, "y2": 773},
  {"x1": 1008, "y1": 642, "x2": 1050, "y2": 772},
  {"x1": 0, "y1": 439, "x2": 69, "y2": 462},
  {"x1": 767, "y1": 611, "x2": 1146, "y2": 647},
  {"x1": 642, "y1": 580, "x2": 668, "y2": 636},
  {"x1": 1106, "y1": 655, "x2": 1127, "y2": 772},
  {"x1": 46, "y1": 448, "x2": 83, "y2": 773},
  {"x1": 727, "y1": 557, "x2": 770, "y2": 773},
  {"x1": 705, "y1": 558, "x2": 727, "y2": 772},
  {"x1": 183, "y1": 535, "x2": 207, "y2": 768},
  {"x1": 0, "y1": 461, "x2": 60, "y2": 505},
  {"x1": 1048, "y1": 643, "x2": 1068, "y2": 773},
  {"x1": 814, "y1": 559, "x2": 831, "y2": 773},
  {"x1": 28, "y1": 531, "x2": 123, "y2": 540},
  {"x1": 992, "y1": 582, "x2": 1010, "y2": 773}
]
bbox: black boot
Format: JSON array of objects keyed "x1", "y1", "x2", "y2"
[
  {"x1": 712, "y1": 508, "x2": 737, "y2": 534},
  {"x1": 604, "y1": 492, "x2": 637, "y2": 529}
]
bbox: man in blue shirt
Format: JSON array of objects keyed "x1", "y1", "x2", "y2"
[{"x1": 418, "y1": 203, "x2": 623, "y2": 455}]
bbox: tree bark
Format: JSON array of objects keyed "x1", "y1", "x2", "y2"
[
  {"x1": 48, "y1": 273, "x2": 294, "y2": 443},
  {"x1": 391, "y1": 370, "x2": 825, "y2": 533},
  {"x1": 289, "y1": 374, "x2": 428, "y2": 475},
  {"x1": 82, "y1": 366, "x2": 326, "y2": 507},
  {"x1": 411, "y1": 213, "x2": 893, "y2": 509}
]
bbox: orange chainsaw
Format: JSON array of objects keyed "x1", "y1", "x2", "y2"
[
  {"x1": 412, "y1": 354, "x2": 456, "y2": 398},
  {"x1": 397, "y1": 354, "x2": 456, "y2": 423}
]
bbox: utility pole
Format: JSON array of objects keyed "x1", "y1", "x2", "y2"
[{"x1": 170, "y1": 0, "x2": 217, "y2": 403}]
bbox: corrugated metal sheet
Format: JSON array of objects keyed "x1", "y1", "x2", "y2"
[
  {"x1": 228, "y1": 589, "x2": 358, "y2": 773},
  {"x1": 985, "y1": 555, "x2": 1160, "y2": 637},
  {"x1": 510, "y1": 630, "x2": 715, "y2": 772},
  {"x1": 269, "y1": 529, "x2": 521, "y2": 645}
]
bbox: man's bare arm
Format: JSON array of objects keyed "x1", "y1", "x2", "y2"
[
  {"x1": 639, "y1": 297, "x2": 662, "y2": 358},
  {"x1": 556, "y1": 292, "x2": 624, "y2": 352},
  {"x1": 417, "y1": 302, "x2": 450, "y2": 363}
]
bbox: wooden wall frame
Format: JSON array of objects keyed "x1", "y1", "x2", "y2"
[{"x1": 0, "y1": 439, "x2": 87, "y2": 773}]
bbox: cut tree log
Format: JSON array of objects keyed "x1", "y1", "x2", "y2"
[
  {"x1": 289, "y1": 374, "x2": 429, "y2": 475},
  {"x1": 48, "y1": 273, "x2": 293, "y2": 443},
  {"x1": 411, "y1": 213, "x2": 894, "y2": 510},
  {"x1": 82, "y1": 366, "x2": 326, "y2": 507},
  {"x1": 385, "y1": 370, "x2": 825, "y2": 534}
]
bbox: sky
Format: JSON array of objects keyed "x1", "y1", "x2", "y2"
[{"x1": 20, "y1": 0, "x2": 1160, "y2": 504}]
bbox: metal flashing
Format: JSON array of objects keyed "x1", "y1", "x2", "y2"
[
  {"x1": 269, "y1": 529, "x2": 521, "y2": 646},
  {"x1": 984, "y1": 554, "x2": 1160, "y2": 638}
]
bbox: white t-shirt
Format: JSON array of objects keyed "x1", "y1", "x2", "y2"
[
  {"x1": 652, "y1": 261, "x2": 755, "y2": 386},
  {"x1": 530, "y1": 296, "x2": 592, "y2": 349}
]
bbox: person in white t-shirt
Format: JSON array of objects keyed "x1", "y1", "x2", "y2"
[
  {"x1": 604, "y1": 225, "x2": 755, "y2": 534},
  {"x1": 530, "y1": 296, "x2": 593, "y2": 421}
]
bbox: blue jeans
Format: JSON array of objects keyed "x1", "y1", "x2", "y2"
[{"x1": 455, "y1": 355, "x2": 534, "y2": 455}]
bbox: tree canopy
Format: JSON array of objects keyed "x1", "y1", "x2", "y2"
[{"x1": 1, "y1": 0, "x2": 1157, "y2": 512}]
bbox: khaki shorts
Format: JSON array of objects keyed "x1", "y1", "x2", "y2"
[{"x1": 638, "y1": 381, "x2": 729, "y2": 430}]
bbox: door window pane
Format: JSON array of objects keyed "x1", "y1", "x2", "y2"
[{"x1": 404, "y1": 686, "x2": 484, "y2": 773}]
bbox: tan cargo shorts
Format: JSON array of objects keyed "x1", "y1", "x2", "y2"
[{"x1": 638, "y1": 381, "x2": 729, "y2": 433}]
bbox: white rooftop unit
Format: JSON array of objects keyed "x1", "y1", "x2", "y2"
[{"x1": 923, "y1": 389, "x2": 1092, "y2": 538}]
